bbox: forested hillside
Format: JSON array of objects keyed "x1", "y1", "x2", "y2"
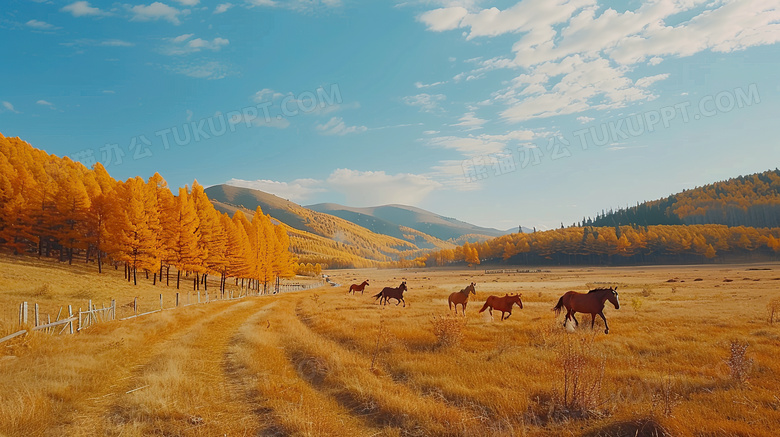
[
  {"x1": 585, "y1": 169, "x2": 780, "y2": 228},
  {"x1": 0, "y1": 134, "x2": 296, "y2": 291},
  {"x1": 413, "y1": 224, "x2": 780, "y2": 267}
]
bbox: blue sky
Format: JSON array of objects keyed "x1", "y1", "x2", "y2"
[{"x1": 2, "y1": 0, "x2": 779, "y2": 230}]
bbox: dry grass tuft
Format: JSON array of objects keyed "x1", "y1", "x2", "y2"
[
  {"x1": 768, "y1": 298, "x2": 780, "y2": 324},
  {"x1": 725, "y1": 340, "x2": 752, "y2": 384},
  {"x1": 430, "y1": 315, "x2": 465, "y2": 348},
  {"x1": 553, "y1": 332, "x2": 606, "y2": 420}
]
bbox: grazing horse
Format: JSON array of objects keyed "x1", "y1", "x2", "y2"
[
  {"x1": 553, "y1": 287, "x2": 620, "y2": 334},
  {"x1": 348, "y1": 280, "x2": 369, "y2": 295},
  {"x1": 373, "y1": 281, "x2": 408, "y2": 306},
  {"x1": 448, "y1": 282, "x2": 476, "y2": 315},
  {"x1": 479, "y1": 294, "x2": 523, "y2": 320}
]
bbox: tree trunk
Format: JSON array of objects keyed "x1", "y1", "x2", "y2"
[{"x1": 176, "y1": 270, "x2": 181, "y2": 290}]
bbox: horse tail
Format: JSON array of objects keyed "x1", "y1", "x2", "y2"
[
  {"x1": 553, "y1": 296, "x2": 564, "y2": 316},
  {"x1": 478, "y1": 300, "x2": 490, "y2": 313},
  {"x1": 372, "y1": 291, "x2": 383, "y2": 300}
]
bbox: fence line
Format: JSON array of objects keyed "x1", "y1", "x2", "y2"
[
  {"x1": 2, "y1": 279, "x2": 325, "y2": 344},
  {"x1": 484, "y1": 268, "x2": 551, "y2": 274}
]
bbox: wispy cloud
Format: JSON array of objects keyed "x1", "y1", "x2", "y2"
[
  {"x1": 168, "y1": 61, "x2": 230, "y2": 79},
  {"x1": 326, "y1": 168, "x2": 441, "y2": 206},
  {"x1": 214, "y1": 3, "x2": 233, "y2": 13},
  {"x1": 226, "y1": 178, "x2": 325, "y2": 202},
  {"x1": 37, "y1": 100, "x2": 56, "y2": 110},
  {"x1": 61, "y1": 1, "x2": 110, "y2": 17},
  {"x1": 26, "y1": 19, "x2": 57, "y2": 30},
  {"x1": 162, "y1": 34, "x2": 229, "y2": 55},
  {"x1": 2, "y1": 101, "x2": 20, "y2": 114},
  {"x1": 451, "y1": 112, "x2": 487, "y2": 130},
  {"x1": 415, "y1": 80, "x2": 446, "y2": 88},
  {"x1": 403, "y1": 93, "x2": 446, "y2": 113},
  {"x1": 316, "y1": 117, "x2": 367, "y2": 135},
  {"x1": 128, "y1": 2, "x2": 186, "y2": 25},
  {"x1": 418, "y1": 0, "x2": 780, "y2": 122}
]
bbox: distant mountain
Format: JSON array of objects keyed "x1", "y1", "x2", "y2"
[
  {"x1": 306, "y1": 203, "x2": 510, "y2": 242},
  {"x1": 204, "y1": 184, "x2": 457, "y2": 266},
  {"x1": 585, "y1": 169, "x2": 780, "y2": 228}
]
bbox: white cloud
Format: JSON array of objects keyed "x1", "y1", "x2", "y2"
[
  {"x1": 419, "y1": 0, "x2": 780, "y2": 122},
  {"x1": 26, "y1": 19, "x2": 56, "y2": 30},
  {"x1": 2, "y1": 101, "x2": 20, "y2": 113},
  {"x1": 228, "y1": 112, "x2": 290, "y2": 129},
  {"x1": 423, "y1": 130, "x2": 440, "y2": 135},
  {"x1": 100, "y1": 39, "x2": 134, "y2": 47},
  {"x1": 61, "y1": 1, "x2": 108, "y2": 17},
  {"x1": 226, "y1": 178, "x2": 324, "y2": 202},
  {"x1": 163, "y1": 34, "x2": 229, "y2": 54},
  {"x1": 252, "y1": 88, "x2": 285, "y2": 102},
  {"x1": 403, "y1": 93, "x2": 446, "y2": 113},
  {"x1": 415, "y1": 80, "x2": 446, "y2": 88},
  {"x1": 246, "y1": 0, "x2": 343, "y2": 12},
  {"x1": 327, "y1": 169, "x2": 442, "y2": 206},
  {"x1": 316, "y1": 117, "x2": 367, "y2": 136},
  {"x1": 129, "y1": 2, "x2": 184, "y2": 25},
  {"x1": 214, "y1": 3, "x2": 233, "y2": 13},
  {"x1": 168, "y1": 61, "x2": 229, "y2": 79},
  {"x1": 37, "y1": 100, "x2": 56, "y2": 109},
  {"x1": 576, "y1": 115, "x2": 594, "y2": 124},
  {"x1": 174, "y1": 0, "x2": 199, "y2": 5},
  {"x1": 451, "y1": 112, "x2": 487, "y2": 130},
  {"x1": 427, "y1": 130, "x2": 536, "y2": 157}
]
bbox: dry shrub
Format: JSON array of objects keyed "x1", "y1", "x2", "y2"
[
  {"x1": 641, "y1": 287, "x2": 653, "y2": 298},
  {"x1": 430, "y1": 315, "x2": 464, "y2": 348},
  {"x1": 725, "y1": 340, "x2": 752, "y2": 384},
  {"x1": 768, "y1": 298, "x2": 780, "y2": 324},
  {"x1": 631, "y1": 297, "x2": 643, "y2": 312},
  {"x1": 554, "y1": 333, "x2": 606, "y2": 419}
]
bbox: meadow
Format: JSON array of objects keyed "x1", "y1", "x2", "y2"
[{"x1": 1, "y1": 255, "x2": 779, "y2": 436}]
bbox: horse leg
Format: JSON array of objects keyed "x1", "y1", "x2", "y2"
[
  {"x1": 571, "y1": 312, "x2": 579, "y2": 327},
  {"x1": 488, "y1": 307, "x2": 493, "y2": 318},
  {"x1": 504, "y1": 311, "x2": 511, "y2": 320},
  {"x1": 599, "y1": 312, "x2": 610, "y2": 334},
  {"x1": 402, "y1": 298, "x2": 405, "y2": 307},
  {"x1": 462, "y1": 302, "x2": 466, "y2": 316},
  {"x1": 591, "y1": 313, "x2": 597, "y2": 329}
]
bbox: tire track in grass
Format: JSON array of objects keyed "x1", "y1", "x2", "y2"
[
  {"x1": 224, "y1": 296, "x2": 379, "y2": 436},
  {"x1": 100, "y1": 298, "x2": 274, "y2": 436},
  {"x1": 293, "y1": 296, "x2": 519, "y2": 434},
  {"x1": 20, "y1": 303, "x2": 218, "y2": 436},
  {"x1": 284, "y1": 296, "x2": 480, "y2": 436}
]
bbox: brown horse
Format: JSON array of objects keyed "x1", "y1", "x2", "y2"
[
  {"x1": 372, "y1": 281, "x2": 407, "y2": 306},
  {"x1": 348, "y1": 280, "x2": 369, "y2": 295},
  {"x1": 479, "y1": 294, "x2": 523, "y2": 320},
  {"x1": 448, "y1": 282, "x2": 476, "y2": 315},
  {"x1": 553, "y1": 287, "x2": 620, "y2": 334}
]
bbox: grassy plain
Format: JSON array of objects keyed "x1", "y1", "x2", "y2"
[{"x1": 1, "y1": 255, "x2": 779, "y2": 436}]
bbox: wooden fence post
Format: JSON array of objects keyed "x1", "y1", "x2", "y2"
[
  {"x1": 68, "y1": 305, "x2": 74, "y2": 334},
  {"x1": 176, "y1": 293, "x2": 179, "y2": 307},
  {"x1": 197, "y1": 291, "x2": 201, "y2": 304},
  {"x1": 88, "y1": 300, "x2": 92, "y2": 326},
  {"x1": 78, "y1": 307, "x2": 82, "y2": 331},
  {"x1": 34, "y1": 303, "x2": 40, "y2": 327},
  {"x1": 160, "y1": 294, "x2": 163, "y2": 311},
  {"x1": 134, "y1": 297, "x2": 138, "y2": 314},
  {"x1": 111, "y1": 299, "x2": 116, "y2": 320}
]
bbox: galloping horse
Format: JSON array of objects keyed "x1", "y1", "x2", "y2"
[
  {"x1": 553, "y1": 287, "x2": 620, "y2": 334},
  {"x1": 448, "y1": 282, "x2": 476, "y2": 315},
  {"x1": 372, "y1": 281, "x2": 408, "y2": 306},
  {"x1": 347, "y1": 280, "x2": 369, "y2": 295},
  {"x1": 479, "y1": 293, "x2": 523, "y2": 320}
]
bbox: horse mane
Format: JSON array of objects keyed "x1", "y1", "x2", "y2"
[{"x1": 587, "y1": 287, "x2": 613, "y2": 294}]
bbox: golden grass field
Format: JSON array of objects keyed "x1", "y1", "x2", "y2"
[{"x1": 1, "y1": 255, "x2": 780, "y2": 436}]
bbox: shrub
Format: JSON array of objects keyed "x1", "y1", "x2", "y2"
[
  {"x1": 725, "y1": 340, "x2": 752, "y2": 384},
  {"x1": 430, "y1": 315, "x2": 464, "y2": 348}
]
